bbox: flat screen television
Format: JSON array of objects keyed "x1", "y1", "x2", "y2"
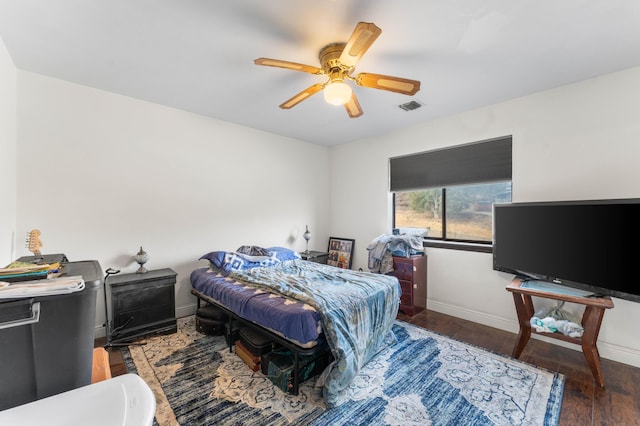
[{"x1": 493, "y1": 198, "x2": 640, "y2": 303}]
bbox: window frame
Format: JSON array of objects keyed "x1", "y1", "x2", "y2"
[
  {"x1": 389, "y1": 136, "x2": 512, "y2": 254},
  {"x1": 393, "y1": 182, "x2": 512, "y2": 254}
]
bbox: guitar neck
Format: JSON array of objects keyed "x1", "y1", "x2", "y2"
[{"x1": 27, "y1": 229, "x2": 43, "y2": 256}]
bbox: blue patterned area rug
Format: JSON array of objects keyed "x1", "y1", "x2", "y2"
[{"x1": 122, "y1": 316, "x2": 564, "y2": 425}]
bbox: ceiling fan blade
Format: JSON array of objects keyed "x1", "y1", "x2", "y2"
[
  {"x1": 339, "y1": 22, "x2": 382, "y2": 68},
  {"x1": 344, "y1": 93, "x2": 363, "y2": 118},
  {"x1": 279, "y1": 83, "x2": 324, "y2": 109},
  {"x1": 254, "y1": 58, "x2": 323, "y2": 75},
  {"x1": 355, "y1": 72, "x2": 421, "y2": 95}
]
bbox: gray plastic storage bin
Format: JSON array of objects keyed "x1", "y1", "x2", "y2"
[{"x1": 0, "y1": 260, "x2": 103, "y2": 410}]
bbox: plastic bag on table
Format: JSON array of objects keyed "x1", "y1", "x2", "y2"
[
  {"x1": 534, "y1": 301, "x2": 581, "y2": 324},
  {"x1": 530, "y1": 316, "x2": 584, "y2": 338}
]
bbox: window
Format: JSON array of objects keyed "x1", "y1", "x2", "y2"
[
  {"x1": 394, "y1": 181, "x2": 512, "y2": 243},
  {"x1": 389, "y1": 136, "x2": 512, "y2": 250}
]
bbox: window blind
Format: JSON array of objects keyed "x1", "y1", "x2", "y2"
[{"x1": 389, "y1": 136, "x2": 512, "y2": 192}]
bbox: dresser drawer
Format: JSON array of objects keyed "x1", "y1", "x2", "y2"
[
  {"x1": 392, "y1": 255, "x2": 427, "y2": 317},
  {"x1": 392, "y1": 259, "x2": 415, "y2": 281},
  {"x1": 115, "y1": 285, "x2": 173, "y2": 312},
  {"x1": 114, "y1": 303, "x2": 173, "y2": 331}
]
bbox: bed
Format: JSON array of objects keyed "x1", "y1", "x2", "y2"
[{"x1": 190, "y1": 246, "x2": 401, "y2": 407}]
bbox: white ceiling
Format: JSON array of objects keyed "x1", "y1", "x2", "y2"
[{"x1": 1, "y1": 0, "x2": 640, "y2": 146}]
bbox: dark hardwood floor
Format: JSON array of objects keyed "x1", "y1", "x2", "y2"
[{"x1": 96, "y1": 309, "x2": 640, "y2": 425}]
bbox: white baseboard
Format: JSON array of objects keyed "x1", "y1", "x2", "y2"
[
  {"x1": 176, "y1": 303, "x2": 197, "y2": 318},
  {"x1": 427, "y1": 299, "x2": 640, "y2": 369},
  {"x1": 94, "y1": 325, "x2": 106, "y2": 339},
  {"x1": 427, "y1": 299, "x2": 518, "y2": 334}
]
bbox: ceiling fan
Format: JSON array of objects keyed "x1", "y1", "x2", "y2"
[{"x1": 254, "y1": 22, "x2": 421, "y2": 118}]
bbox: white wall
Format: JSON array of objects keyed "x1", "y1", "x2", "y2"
[
  {"x1": 0, "y1": 36, "x2": 17, "y2": 265},
  {"x1": 15, "y1": 71, "x2": 330, "y2": 336},
  {"x1": 330, "y1": 66, "x2": 640, "y2": 367}
]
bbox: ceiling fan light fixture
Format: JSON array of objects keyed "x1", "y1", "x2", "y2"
[
  {"x1": 255, "y1": 22, "x2": 420, "y2": 118},
  {"x1": 323, "y1": 81, "x2": 352, "y2": 105}
]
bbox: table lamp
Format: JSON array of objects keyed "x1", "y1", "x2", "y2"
[{"x1": 303, "y1": 226, "x2": 311, "y2": 253}]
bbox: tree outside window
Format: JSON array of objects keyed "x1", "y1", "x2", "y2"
[{"x1": 394, "y1": 181, "x2": 512, "y2": 243}]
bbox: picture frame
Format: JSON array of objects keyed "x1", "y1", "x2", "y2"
[{"x1": 327, "y1": 237, "x2": 355, "y2": 269}]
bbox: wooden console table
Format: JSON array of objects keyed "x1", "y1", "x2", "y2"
[{"x1": 506, "y1": 277, "x2": 614, "y2": 387}]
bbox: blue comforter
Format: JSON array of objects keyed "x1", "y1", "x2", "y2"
[
  {"x1": 190, "y1": 267, "x2": 322, "y2": 346},
  {"x1": 230, "y1": 259, "x2": 400, "y2": 407}
]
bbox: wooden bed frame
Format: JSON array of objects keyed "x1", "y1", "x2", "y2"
[{"x1": 191, "y1": 288, "x2": 330, "y2": 395}]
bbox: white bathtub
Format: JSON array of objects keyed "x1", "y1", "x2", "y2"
[{"x1": 0, "y1": 374, "x2": 155, "y2": 426}]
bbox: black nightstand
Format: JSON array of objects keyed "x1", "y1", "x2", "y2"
[
  {"x1": 300, "y1": 250, "x2": 329, "y2": 264},
  {"x1": 107, "y1": 268, "x2": 177, "y2": 343}
]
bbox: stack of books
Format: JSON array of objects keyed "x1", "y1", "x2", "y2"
[
  {"x1": 0, "y1": 262, "x2": 86, "y2": 299},
  {"x1": 0, "y1": 261, "x2": 61, "y2": 283}
]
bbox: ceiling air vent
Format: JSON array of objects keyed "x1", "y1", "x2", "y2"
[{"x1": 398, "y1": 100, "x2": 422, "y2": 111}]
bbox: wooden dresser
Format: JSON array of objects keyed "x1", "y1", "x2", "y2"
[
  {"x1": 389, "y1": 255, "x2": 427, "y2": 316},
  {"x1": 108, "y1": 268, "x2": 177, "y2": 343}
]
